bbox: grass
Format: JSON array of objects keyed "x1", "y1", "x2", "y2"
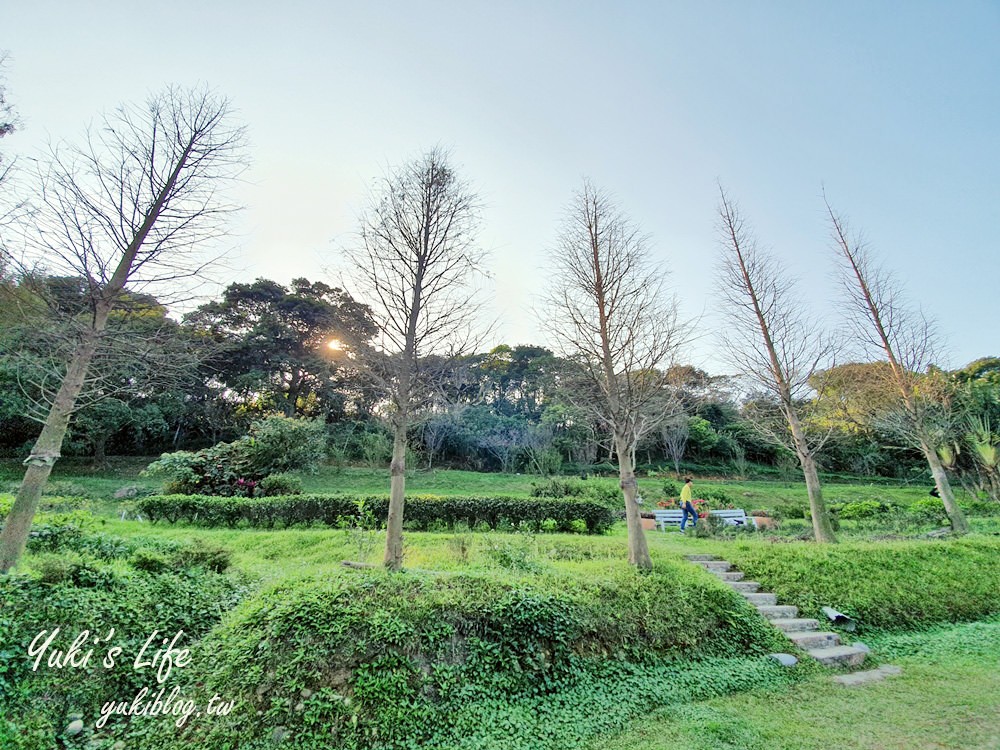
[{"x1": 597, "y1": 618, "x2": 1000, "y2": 750}]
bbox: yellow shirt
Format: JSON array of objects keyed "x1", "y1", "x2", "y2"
[{"x1": 680, "y1": 483, "x2": 692, "y2": 504}]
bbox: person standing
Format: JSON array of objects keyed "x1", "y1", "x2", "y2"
[{"x1": 680, "y1": 477, "x2": 697, "y2": 531}]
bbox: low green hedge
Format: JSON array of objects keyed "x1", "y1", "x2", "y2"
[
  {"x1": 136, "y1": 493, "x2": 616, "y2": 534},
  {"x1": 726, "y1": 536, "x2": 1000, "y2": 630}
]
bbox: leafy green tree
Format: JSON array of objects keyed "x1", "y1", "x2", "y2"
[{"x1": 186, "y1": 278, "x2": 375, "y2": 418}]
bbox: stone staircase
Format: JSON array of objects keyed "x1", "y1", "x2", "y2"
[{"x1": 687, "y1": 555, "x2": 869, "y2": 668}]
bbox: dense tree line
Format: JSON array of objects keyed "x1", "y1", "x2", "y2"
[{"x1": 3, "y1": 264, "x2": 997, "y2": 494}]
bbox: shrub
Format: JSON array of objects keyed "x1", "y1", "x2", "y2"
[
  {"x1": 258, "y1": 472, "x2": 303, "y2": 496},
  {"x1": 136, "y1": 493, "x2": 616, "y2": 534},
  {"x1": 832, "y1": 499, "x2": 892, "y2": 520},
  {"x1": 770, "y1": 502, "x2": 809, "y2": 521},
  {"x1": 531, "y1": 478, "x2": 588, "y2": 498},
  {"x1": 130, "y1": 548, "x2": 171, "y2": 574},
  {"x1": 909, "y1": 497, "x2": 949, "y2": 525},
  {"x1": 143, "y1": 416, "x2": 326, "y2": 495},
  {"x1": 171, "y1": 540, "x2": 232, "y2": 573}
]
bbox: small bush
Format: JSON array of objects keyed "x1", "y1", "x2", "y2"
[
  {"x1": 771, "y1": 502, "x2": 809, "y2": 521},
  {"x1": 172, "y1": 540, "x2": 232, "y2": 573},
  {"x1": 34, "y1": 552, "x2": 114, "y2": 587},
  {"x1": 531, "y1": 478, "x2": 588, "y2": 498},
  {"x1": 258, "y1": 472, "x2": 303, "y2": 496},
  {"x1": 909, "y1": 497, "x2": 948, "y2": 525},
  {"x1": 130, "y1": 549, "x2": 171, "y2": 574},
  {"x1": 832, "y1": 499, "x2": 892, "y2": 520}
]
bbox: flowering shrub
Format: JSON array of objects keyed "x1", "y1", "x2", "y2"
[{"x1": 143, "y1": 416, "x2": 326, "y2": 495}]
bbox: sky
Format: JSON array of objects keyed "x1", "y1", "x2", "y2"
[{"x1": 4, "y1": 1, "x2": 998, "y2": 375}]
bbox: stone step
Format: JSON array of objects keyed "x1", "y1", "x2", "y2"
[
  {"x1": 742, "y1": 592, "x2": 778, "y2": 606},
  {"x1": 808, "y1": 645, "x2": 868, "y2": 668},
  {"x1": 786, "y1": 630, "x2": 841, "y2": 649},
  {"x1": 694, "y1": 560, "x2": 731, "y2": 572},
  {"x1": 728, "y1": 581, "x2": 760, "y2": 593},
  {"x1": 757, "y1": 604, "x2": 799, "y2": 619},
  {"x1": 684, "y1": 555, "x2": 717, "y2": 561},
  {"x1": 713, "y1": 571, "x2": 745, "y2": 581},
  {"x1": 833, "y1": 665, "x2": 901, "y2": 686},
  {"x1": 770, "y1": 618, "x2": 820, "y2": 632}
]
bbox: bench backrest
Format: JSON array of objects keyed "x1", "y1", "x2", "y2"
[
  {"x1": 651, "y1": 508, "x2": 754, "y2": 529},
  {"x1": 709, "y1": 509, "x2": 748, "y2": 520}
]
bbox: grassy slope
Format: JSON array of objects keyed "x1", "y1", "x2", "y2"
[{"x1": 597, "y1": 618, "x2": 1000, "y2": 750}]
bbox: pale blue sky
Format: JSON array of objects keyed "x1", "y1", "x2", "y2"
[{"x1": 5, "y1": 1, "x2": 998, "y2": 373}]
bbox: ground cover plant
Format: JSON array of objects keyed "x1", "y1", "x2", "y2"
[{"x1": 596, "y1": 617, "x2": 1000, "y2": 750}]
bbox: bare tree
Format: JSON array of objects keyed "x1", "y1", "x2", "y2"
[
  {"x1": 341, "y1": 148, "x2": 486, "y2": 571},
  {"x1": 660, "y1": 416, "x2": 689, "y2": 476},
  {"x1": 543, "y1": 181, "x2": 681, "y2": 569},
  {"x1": 0, "y1": 87, "x2": 246, "y2": 572},
  {"x1": 716, "y1": 187, "x2": 837, "y2": 542},
  {"x1": 827, "y1": 202, "x2": 969, "y2": 533}
]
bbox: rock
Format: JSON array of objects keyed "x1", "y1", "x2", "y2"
[
  {"x1": 272, "y1": 726, "x2": 289, "y2": 742},
  {"x1": 851, "y1": 641, "x2": 871, "y2": 653},
  {"x1": 65, "y1": 719, "x2": 84, "y2": 736},
  {"x1": 833, "y1": 664, "x2": 902, "y2": 686},
  {"x1": 769, "y1": 653, "x2": 798, "y2": 667},
  {"x1": 114, "y1": 485, "x2": 139, "y2": 499}
]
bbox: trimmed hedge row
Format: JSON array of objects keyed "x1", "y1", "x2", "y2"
[{"x1": 136, "y1": 493, "x2": 616, "y2": 534}]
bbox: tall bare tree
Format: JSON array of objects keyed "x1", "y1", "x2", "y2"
[
  {"x1": 0, "y1": 87, "x2": 246, "y2": 572},
  {"x1": 716, "y1": 188, "x2": 837, "y2": 542},
  {"x1": 341, "y1": 148, "x2": 486, "y2": 571},
  {"x1": 827, "y1": 202, "x2": 969, "y2": 533},
  {"x1": 543, "y1": 181, "x2": 681, "y2": 569}
]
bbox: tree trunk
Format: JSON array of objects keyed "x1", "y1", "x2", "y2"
[
  {"x1": 616, "y1": 435, "x2": 652, "y2": 569},
  {"x1": 798, "y1": 451, "x2": 837, "y2": 543},
  {"x1": 93, "y1": 434, "x2": 108, "y2": 467},
  {"x1": 1, "y1": 332, "x2": 101, "y2": 571},
  {"x1": 922, "y1": 441, "x2": 969, "y2": 534},
  {"x1": 787, "y1": 412, "x2": 837, "y2": 543},
  {"x1": 383, "y1": 419, "x2": 408, "y2": 571}
]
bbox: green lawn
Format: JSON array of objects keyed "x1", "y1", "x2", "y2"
[{"x1": 598, "y1": 618, "x2": 1000, "y2": 750}]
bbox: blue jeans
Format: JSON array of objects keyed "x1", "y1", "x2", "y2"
[{"x1": 680, "y1": 502, "x2": 697, "y2": 531}]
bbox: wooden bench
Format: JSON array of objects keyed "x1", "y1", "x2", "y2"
[{"x1": 652, "y1": 508, "x2": 756, "y2": 531}]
